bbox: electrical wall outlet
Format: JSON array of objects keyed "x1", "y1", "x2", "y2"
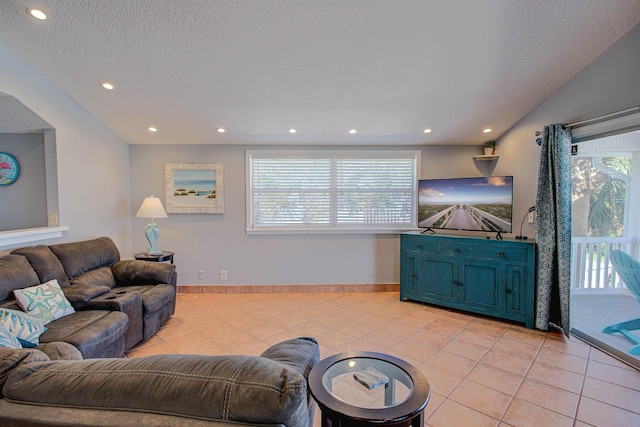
[
  {"x1": 49, "y1": 213, "x2": 58, "y2": 226},
  {"x1": 220, "y1": 270, "x2": 228, "y2": 281},
  {"x1": 198, "y1": 270, "x2": 204, "y2": 280},
  {"x1": 528, "y1": 211, "x2": 535, "y2": 224}
]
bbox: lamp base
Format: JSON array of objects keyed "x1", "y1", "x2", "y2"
[{"x1": 144, "y1": 222, "x2": 162, "y2": 256}]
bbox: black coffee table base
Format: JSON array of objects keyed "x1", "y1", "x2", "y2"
[
  {"x1": 309, "y1": 351, "x2": 430, "y2": 427},
  {"x1": 319, "y1": 408, "x2": 424, "y2": 427}
]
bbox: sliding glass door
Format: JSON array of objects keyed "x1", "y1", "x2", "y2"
[{"x1": 570, "y1": 130, "x2": 640, "y2": 368}]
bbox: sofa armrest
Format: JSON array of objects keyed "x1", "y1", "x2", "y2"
[
  {"x1": 260, "y1": 337, "x2": 320, "y2": 425},
  {"x1": 0, "y1": 347, "x2": 50, "y2": 398},
  {"x1": 36, "y1": 342, "x2": 83, "y2": 361},
  {"x1": 260, "y1": 337, "x2": 320, "y2": 380},
  {"x1": 62, "y1": 284, "x2": 111, "y2": 305},
  {"x1": 112, "y1": 260, "x2": 176, "y2": 287},
  {"x1": 4, "y1": 353, "x2": 309, "y2": 427}
]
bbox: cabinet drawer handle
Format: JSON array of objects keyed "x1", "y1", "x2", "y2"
[
  {"x1": 453, "y1": 280, "x2": 463, "y2": 286},
  {"x1": 417, "y1": 245, "x2": 423, "y2": 250},
  {"x1": 505, "y1": 288, "x2": 512, "y2": 294},
  {"x1": 497, "y1": 252, "x2": 506, "y2": 257}
]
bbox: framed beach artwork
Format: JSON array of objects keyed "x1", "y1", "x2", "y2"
[{"x1": 165, "y1": 163, "x2": 224, "y2": 214}]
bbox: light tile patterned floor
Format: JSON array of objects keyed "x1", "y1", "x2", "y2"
[{"x1": 126, "y1": 292, "x2": 640, "y2": 426}]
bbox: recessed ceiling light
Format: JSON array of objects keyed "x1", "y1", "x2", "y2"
[
  {"x1": 101, "y1": 82, "x2": 115, "y2": 90},
  {"x1": 423, "y1": 128, "x2": 433, "y2": 134},
  {"x1": 216, "y1": 128, "x2": 226, "y2": 133},
  {"x1": 483, "y1": 128, "x2": 492, "y2": 133},
  {"x1": 348, "y1": 129, "x2": 357, "y2": 134},
  {"x1": 288, "y1": 128, "x2": 297, "y2": 134},
  {"x1": 148, "y1": 127, "x2": 157, "y2": 132},
  {"x1": 27, "y1": 8, "x2": 47, "y2": 20}
]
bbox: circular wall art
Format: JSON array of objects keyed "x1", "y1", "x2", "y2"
[{"x1": 0, "y1": 152, "x2": 20, "y2": 185}]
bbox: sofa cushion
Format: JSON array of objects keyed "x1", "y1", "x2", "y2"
[
  {"x1": 71, "y1": 266, "x2": 117, "y2": 289},
  {"x1": 0, "y1": 322, "x2": 22, "y2": 349},
  {"x1": 13, "y1": 279, "x2": 76, "y2": 325},
  {"x1": 0, "y1": 308, "x2": 47, "y2": 347},
  {"x1": 39, "y1": 310, "x2": 129, "y2": 358},
  {"x1": 119, "y1": 284, "x2": 176, "y2": 316},
  {"x1": 0, "y1": 255, "x2": 40, "y2": 303},
  {"x1": 3, "y1": 354, "x2": 309, "y2": 426},
  {"x1": 11, "y1": 245, "x2": 72, "y2": 288},
  {"x1": 49, "y1": 237, "x2": 120, "y2": 280}
]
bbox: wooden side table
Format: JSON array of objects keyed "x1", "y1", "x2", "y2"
[{"x1": 134, "y1": 251, "x2": 174, "y2": 264}]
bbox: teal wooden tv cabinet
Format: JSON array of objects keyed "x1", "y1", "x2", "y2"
[{"x1": 400, "y1": 232, "x2": 536, "y2": 328}]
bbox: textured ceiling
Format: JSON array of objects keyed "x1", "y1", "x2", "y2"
[
  {"x1": 1, "y1": 0, "x2": 639, "y2": 145},
  {"x1": 0, "y1": 93, "x2": 52, "y2": 133}
]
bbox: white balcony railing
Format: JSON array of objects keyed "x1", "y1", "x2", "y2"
[{"x1": 571, "y1": 237, "x2": 636, "y2": 291}]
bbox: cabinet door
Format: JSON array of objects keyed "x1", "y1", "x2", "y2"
[
  {"x1": 458, "y1": 259, "x2": 502, "y2": 314},
  {"x1": 400, "y1": 250, "x2": 423, "y2": 300},
  {"x1": 423, "y1": 256, "x2": 457, "y2": 303},
  {"x1": 504, "y1": 264, "x2": 528, "y2": 321}
]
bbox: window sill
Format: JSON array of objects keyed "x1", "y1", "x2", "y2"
[
  {"x1": 246, "y1": 227, "x2": 413, "y2": 235},
  {"x1": 0, "y1": 226, "x2": 69, "y2": 249}
]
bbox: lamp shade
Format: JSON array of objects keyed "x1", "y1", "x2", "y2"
[{"x1": 136, "y1": 196, "x2": 168, "y2": 219}]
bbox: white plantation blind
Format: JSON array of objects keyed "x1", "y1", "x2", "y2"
[{"x1": 247, "y1": 150, "x2": 418, "y2": 233}]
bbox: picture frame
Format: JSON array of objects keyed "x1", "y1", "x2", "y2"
[{"x1": 165, "y1": 162, "x2": 224, "y2": 214}]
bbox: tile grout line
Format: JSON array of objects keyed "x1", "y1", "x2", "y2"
[
  {"x1": 572, "y1": 344, "x2": 591, "y2": 427},
  {"x1": 495, "y1": 325, "x2": 545, "y2": 424},
  {"x1": 578, "y1": 348, "x2": 640, "y2": 418},
  {"x1": 427, "y1": 318, "x2": 512, "y2": 425}
]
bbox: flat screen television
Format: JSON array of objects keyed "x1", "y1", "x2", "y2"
[{"x1": 418, "y1": 176, "x2": 513, "y2": 234}]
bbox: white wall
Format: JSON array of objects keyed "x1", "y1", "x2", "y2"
[
  {"x1": 0, "y1": 133, "x2": 48, "y2": 230},
  {"x1": 129, "y1": 144, "x2": 494, "y2": 285},
  {"x1": 0, "y1": 42, "x2": 133, "y2": 254},
  {"x1": 498, "y1": 24, "x2": 640, "y2": 231}
]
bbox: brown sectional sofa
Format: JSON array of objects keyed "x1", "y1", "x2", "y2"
[
  {"x1": 0, "y1": 337, "x2": 320, "y2": 427},
  {"x1": 0, "y1": 237, "x2": 177, "y2": 358}
]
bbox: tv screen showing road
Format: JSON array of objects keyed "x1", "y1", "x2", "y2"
[{"x1": 418, "y1": 176, "x2": 513, "y2": 232}]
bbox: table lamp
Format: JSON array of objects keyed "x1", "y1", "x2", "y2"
[{"x1": 136, "y1": 195, "x2": 168, "y2": 255}]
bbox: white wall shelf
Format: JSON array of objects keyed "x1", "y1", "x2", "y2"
[{"x1": 472, "y1": 155, "x2": 499, "y2": 161}]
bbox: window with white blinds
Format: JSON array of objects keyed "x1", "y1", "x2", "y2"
[{"x1": 246, "y1": 150, "x2": 419, "y2": 233}]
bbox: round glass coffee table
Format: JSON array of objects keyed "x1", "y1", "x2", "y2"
[{"x1": 309, "y1": 351, "x2": 430, "y2": 426}]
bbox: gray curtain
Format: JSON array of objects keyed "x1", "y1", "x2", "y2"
[{"x1": 535, "y1": 124, "x2": 572, "y2": 336}]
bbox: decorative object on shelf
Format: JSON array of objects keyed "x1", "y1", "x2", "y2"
[
  {"x1": 165, "y1": 162, "x2": 224, "y2": 213},
  {"x1": 0, "y1": 152, "x2": 20, "y2": 185},
  {"x1": 516, "y1": 206, "x2": 536, "y2": 240},
  {"x1": 136, "y1": 195, "x2": 168, "y2": 255},
  {"x1": 483, "y1": 140, "x2": 496, "y2": 155}
]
